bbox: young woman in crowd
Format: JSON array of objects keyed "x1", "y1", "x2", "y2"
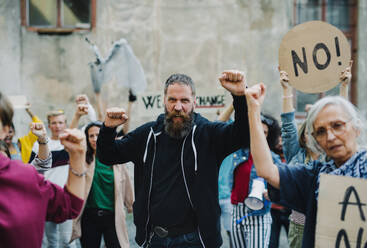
[
  {"x1": 70, "y1": 121, "x2": 133, "y2": 248},
  {"x1": 70, "y1": 93, "x2": 135, "y2": 248},
  {"x1": 4, "y1": 105, "x2": 42, "y2": 162}
]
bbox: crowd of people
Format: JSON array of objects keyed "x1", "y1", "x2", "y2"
[{"x1": 0, "y1": 61, "x2": 366, "y2": 248}]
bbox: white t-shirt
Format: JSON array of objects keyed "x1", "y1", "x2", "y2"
[{"x1": 33, "y1": 139, "x2": 69, "y2": 187}]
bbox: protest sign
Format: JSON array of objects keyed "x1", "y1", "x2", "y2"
[
  {"x1": 316, "y1": 174, "x2": 367, "y2": 247},
  {"x1": 137, "y1": 90, "x2": 227, "y2": 117},
  {"x1": 279, "y1": 21, "x2": 351, "y2": 93},
  {"x1": 138, "y1": 91, "x2": 164, "y2": 117}
]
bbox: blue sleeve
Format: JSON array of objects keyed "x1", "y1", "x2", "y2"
[
  {"x1": 268, "y1": 161, "x2": 317, "y2": 214},
  {"x1": 281, "y1": 111, "x2": 301, "y2": 163},
  {"x1": 218, "y1": 154, "x2": 234, "y2": 199}
]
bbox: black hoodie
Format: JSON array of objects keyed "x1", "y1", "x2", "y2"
[{"x1": 97, "y1": 95, "x2": 249, "y2": 248}]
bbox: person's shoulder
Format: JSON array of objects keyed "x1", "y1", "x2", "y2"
[
  {"x1": 357, "y1": 149, "x2": 367, "y2": 159},
  {"x1": 6, "y1": 158, "x2": 39, "y2": 178},
  {"x1": 135, "y1": 120, "x2": 158, "y2": 131},
  {"x1": 193, "y1": 112, "x2": 210, "y2": 124}
]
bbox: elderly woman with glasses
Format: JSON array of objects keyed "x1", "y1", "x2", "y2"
[
  {"x1": 277, "y1": 62, "x2": 352, "y2": 248},
  {"x1": 244, "y1": 83, "x2": 367, "y2": 248}
]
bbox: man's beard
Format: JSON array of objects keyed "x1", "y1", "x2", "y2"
[{"x1": 164, "y1": 108, "x2": 194, "y2": 139}]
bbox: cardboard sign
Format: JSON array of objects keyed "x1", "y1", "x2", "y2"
[
  {"x1": 279, "y1": 21, "x2": 351, "y2": 93},
  {"x1": 7, "y1": 95, "x2": 28, "y2": 109},
  {"x1": 316, "y1": 174, "x2": 367, "y2": 247},
  {"x1": 137, "y1": 90, "x2": 227, "y2": 117}
]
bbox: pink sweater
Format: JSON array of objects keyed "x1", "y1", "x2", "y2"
[{"x1": 0, "y1": 154, "x2": 83, "y2": 248}]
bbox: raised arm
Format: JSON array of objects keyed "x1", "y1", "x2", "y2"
[
  {"x1": 97, "y1": 107, "x2": 132, "y2": 165},
  {"x1": 70, "y1": 104, "x2": 88, "y2": 129},
  {"x1": 30, "y1": 122, "x2": 49, "y2": 160},
  {"x1": 60, "y1": 128, "x2": 86, "y2": 199},
  {"x1": 279, "y1": 68, "x2": 294, "y2": 113},
  {"x1": 339, "y1": 60, "x2": 352, "y2": 100},
  {"x1": 69, "y1": 94, "x2": 94, "y2": 129},
  {"x1": 278, "y1": 69, "x2": 301, "y2": 162},
  {"x1": 28, "y1": 123, "x2": 52, "y2": 173},
  {"x1": 122, "y1": 90, "x2": 137, "y2": 134},
  {"x1": 213, "y1": 70, "x2": 250, "y2": 156},
  {"x1": 217, "y1": 104, "x2": 234, "y2": 122},
  {"x1": 95, "y1": 92, "x2": 104, "y2": 121},
  {"x1": 245, "y1": 83, "x2": 280, "y2": 189}
]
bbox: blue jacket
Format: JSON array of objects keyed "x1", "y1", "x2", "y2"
[
  {"x1": 269, "y1": 150, "x2": 367, "y2": 248},
  {"x1": 219, "y1": 148, "x2": 282, "y2": 216},
  {"x1": 97, "y1": 95, "x2": 249, "y2": 248},
  {"x1": 281, "y1": 111, "x2": 323, "y2": 166}
]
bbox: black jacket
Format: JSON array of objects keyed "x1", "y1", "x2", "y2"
[{"x1": 97, "y1": 95, "x2": 250, "y2": 248}]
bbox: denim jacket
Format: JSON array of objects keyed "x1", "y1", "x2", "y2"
[
  {"x1": 281, "y1": 111, "x2": 323, "y2": 167},
  {"x1": 219, "y1": 148, "x2": 282, "y2": 216}
]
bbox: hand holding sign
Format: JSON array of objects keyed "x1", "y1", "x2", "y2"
[
  {"x1": 340, "y1": 60, "x2": 353, "y2": 87},
  {"x1": 278, "y1": 67, "x2": 290, "y2": 90},
  {"x1": 279, "y1": 21, "x2": 351, "y2": 93}
]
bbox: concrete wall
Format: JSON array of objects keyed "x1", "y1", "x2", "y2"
[{"x1": 0, "y1": 0, "x2": 293, "y2": 136}]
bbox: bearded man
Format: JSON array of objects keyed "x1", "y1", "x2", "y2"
[{"x1": 97, "y1": 71, "x2": 250, "y2": 248}]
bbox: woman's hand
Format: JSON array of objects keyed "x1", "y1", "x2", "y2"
[
  {"x1": 245, "y1": 83, "x2": 266, "y2": 113},
  {"x1": 59, "y1": 129, "x2": 86, "y2": 156},
  {"x1": 340, "y1": 60, "x2": 353, "y2": 87},
  {"x1": 30, "y1": 123, "x2": 47, "y2": 143},
  {"x1": 278, "y1": 67, "x2": 290, "y2": 90}
]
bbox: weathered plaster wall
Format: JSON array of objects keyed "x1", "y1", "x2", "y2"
[{"x1": 0, "y1": 0, "x2": 293, "y2": 135}]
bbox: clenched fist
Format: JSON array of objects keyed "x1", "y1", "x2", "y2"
[
  {"x1": 105, "y1": 107, "x2": 128, "y2": 128},
  {"x1": 75, "y1": 104, "x2": 89, "y2": 116},
  {"x1": 75, "y1": 94, "x2": 89, "y2": 105},
  {"x1": 59, "y1": 129, "x2": 86, "y2": 155},
  {"x1": 245, "y1": 83, "x2": 266, "y2": 112},
  {"x1": 219, "y1": 70, "x2": 247, "y2": 96},
  {"x1": 30, "y1": 122, "x2": 47, "y2": 142}
]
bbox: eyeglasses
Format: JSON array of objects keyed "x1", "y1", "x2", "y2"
[{"x1": 312, "y1": 119, "x2": 351, "y2": 141}]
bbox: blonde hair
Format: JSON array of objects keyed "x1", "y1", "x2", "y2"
[{"x1": 46, "y1": 110, "x2": 65, "y2": 123}]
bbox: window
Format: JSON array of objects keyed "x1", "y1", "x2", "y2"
[
  {"x1": 293, "y1": 0, "x2": 358, "y2": 115},
  {"x1": 21, "y1": 0, "x2": 96, "y2": 33}
]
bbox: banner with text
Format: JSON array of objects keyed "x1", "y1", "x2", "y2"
[
  {"x1": 137, "y1": 89, "x2": 227, "y2": 117},
  {"x1": 316, "y1": 174, "x2": 367, "y2": 247},
  {"x1": 279, "y1": 21, "x2": 351, "y2": 93}
]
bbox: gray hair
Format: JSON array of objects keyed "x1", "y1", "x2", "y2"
[
  {"x1": 164, "y1": 74, "x2": 196, "y2": 96},
  {"x1": 305, "y1": 96, "x2": 366, "y2": 154}
]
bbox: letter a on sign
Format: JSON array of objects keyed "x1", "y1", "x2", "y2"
[
  {"x1": 279, "y1": 21, "x2": 351, "y2": 93},
  {"x1": 315, "y1": 174, "x2": 367, "y2": 247}
]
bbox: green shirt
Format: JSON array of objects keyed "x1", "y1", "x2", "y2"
[{"x1": 86, "y1": 157, "x2": 115, "y2": 211}]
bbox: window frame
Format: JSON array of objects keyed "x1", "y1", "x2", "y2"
[
  {"x1": 20, "y1": 0, "x2": 96, "y2": 33},
  {"x1": 292, "y1": 0, "x2": 359, "y2": 118}
]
